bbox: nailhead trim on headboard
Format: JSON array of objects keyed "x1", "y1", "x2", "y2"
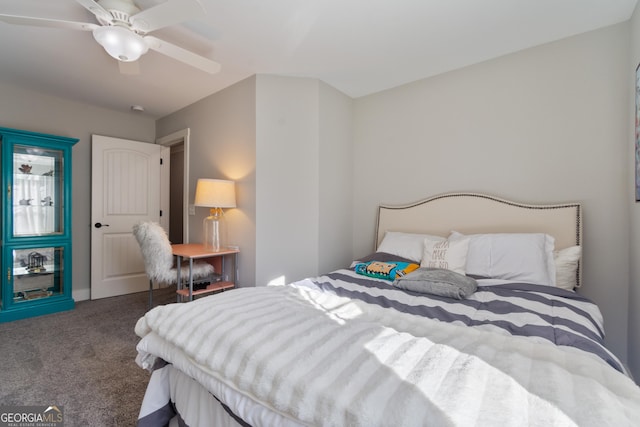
[{"x1": 376, "y1": 192, "x2": 582, "y2": 287}]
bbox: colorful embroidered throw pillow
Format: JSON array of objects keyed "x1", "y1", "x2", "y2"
[{"x1": 354, "y1": 260, "x2": 419, "y2": 280}]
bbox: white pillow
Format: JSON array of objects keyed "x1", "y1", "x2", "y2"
[
  {"x1": 554, "y1": 246, "x2": 581, "y2": 290},
  {"x1": 451, "y1": 231, "x2": 556, "y2": 286},
  {"x1": 377, "y1": 231, "x2": 445, "y2": 263},
  {"x1": 421, "y1": 236, "x2": 470, "y2": 275}
]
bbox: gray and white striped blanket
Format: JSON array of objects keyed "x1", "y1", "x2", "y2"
[{"x1": 136, "y1": 269, "x2": 640, "y2": 426}]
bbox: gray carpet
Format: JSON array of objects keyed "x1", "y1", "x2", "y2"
[{"x1": 0, "y1": 286, "x2": 177, "y2": 426}]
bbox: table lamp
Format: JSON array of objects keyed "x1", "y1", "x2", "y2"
[{"x1": 194, "y1": 179, "x2": 236, "y2": 251}]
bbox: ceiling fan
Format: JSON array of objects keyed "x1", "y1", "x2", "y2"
[{"x1": 0, "y1": 0, "x2": 221, "y2": 74}]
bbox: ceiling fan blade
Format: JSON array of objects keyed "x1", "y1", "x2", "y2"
[
  {"x1": 144, "y1": 35, "x2": 220, "y2": 74},
  {"x1": 131, "y1": 0, "x2": 205, "y2": 33},
  {"x1": 75, "y1": 0, "x2": 113, "y2": 24},
  {"x1": 119, "y1": 60, "x2": 140, "y2": 75},
  {"x1": 0, "y1": 14, "x2": 98, "y2": 31}
]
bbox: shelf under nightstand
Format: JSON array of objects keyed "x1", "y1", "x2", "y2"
[
  {"x1": 171, "y1": 244, "x2": 239, "y2": 301},
  {"x1": 176, "y1": 280, "x2": 235, "y2": 298}
]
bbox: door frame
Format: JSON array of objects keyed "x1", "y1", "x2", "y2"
[{"x1": 157, "y1": 128, "x2": 191, "y2": 243}]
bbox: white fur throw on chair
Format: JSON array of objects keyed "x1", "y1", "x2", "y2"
[{"x1": 132, "y1": 221, "x2": 214, "y2": 286}]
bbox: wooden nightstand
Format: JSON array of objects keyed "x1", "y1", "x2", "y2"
[{"x1": 171, "y1": 244, "x2": 239, "y2": 301}]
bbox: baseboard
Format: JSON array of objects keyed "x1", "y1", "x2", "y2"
[{"x1": 73, "y1": 288, "x2": 91, "y2": 302}]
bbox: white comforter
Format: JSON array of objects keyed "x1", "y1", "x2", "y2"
[{"x1": 136, "y1": 276, "x2": 640, "y2": 426}]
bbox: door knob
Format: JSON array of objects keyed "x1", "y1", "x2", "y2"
[{"x1": 94, "y1": 222, "x2": 110, "y2": 228}]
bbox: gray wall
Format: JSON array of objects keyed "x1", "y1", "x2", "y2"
[
  {"x1": 157, "y1": 75, "x2": 354, "y2": 288},
  {"x1": 352, "y1": 23, "x2": 631, "y2": 369},
  {"x1": 156, "y1": 76, "x2": 258, "y2": 287},
  {"x1": 255, "y1": 75, "x2": 321, "y2": 285},
  {"x1": 0, "y1": 83, "x2": 156, "y2": 301},
  {"x1": 318, "y1": 81, "x2": 354, "y2": 274},
  {"x1": 628, "y1": 3, "x2": 640, "y2": 381},
  {"x1": 255, "y1": 75, "x2": 354, "y2": 286}
]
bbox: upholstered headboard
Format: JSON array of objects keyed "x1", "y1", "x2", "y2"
[{"x1": 375, "y1": 193, "x2": 582, "y2": 284}]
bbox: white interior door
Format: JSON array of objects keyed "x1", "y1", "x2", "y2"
[{"x1": 91, "y1": 135, "x2": 163, "y2": 299}]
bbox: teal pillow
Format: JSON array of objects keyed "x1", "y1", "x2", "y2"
[{"x1": 354, "y1": 260, "x2": 419, "y2": 281}]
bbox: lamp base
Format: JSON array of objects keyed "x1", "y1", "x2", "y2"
[{"x1": 203, "y1": 208, "x2": 224, "y2": 251}]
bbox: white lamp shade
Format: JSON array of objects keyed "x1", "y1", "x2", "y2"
[
  {"x1": 194, "y1": 179, "x2": 236, "y2": 208},
  {"x1": 93, "y1": 26, "x2": 149, "y2": 62}
]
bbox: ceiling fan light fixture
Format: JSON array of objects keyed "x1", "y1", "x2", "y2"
[{"x1": 93, "y1": 25, "x2": 148, "y2": 62}]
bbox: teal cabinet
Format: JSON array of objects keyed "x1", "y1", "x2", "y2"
[{"x1": 0, "y1": 127, "x2": 78, "y2": 322}]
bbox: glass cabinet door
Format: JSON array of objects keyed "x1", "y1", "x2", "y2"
[
  {"x1": 10, "y1": 246, "x2": 65, "y2": 304},
  {"x1": 12, "y1": 144, "x2": 64, "y2": 236}
]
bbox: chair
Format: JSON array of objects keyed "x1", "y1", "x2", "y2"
[{"x1": 132, "y1": 221, "x2": 214, "y2": 308}]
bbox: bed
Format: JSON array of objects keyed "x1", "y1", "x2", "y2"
[{"x1": 135, "y1": 192, "x2": 640, "y2": 426}]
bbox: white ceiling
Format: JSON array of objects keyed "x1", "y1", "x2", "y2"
[{"x1": 0, "y1": 0, "x2": 637, "y2": 119}]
